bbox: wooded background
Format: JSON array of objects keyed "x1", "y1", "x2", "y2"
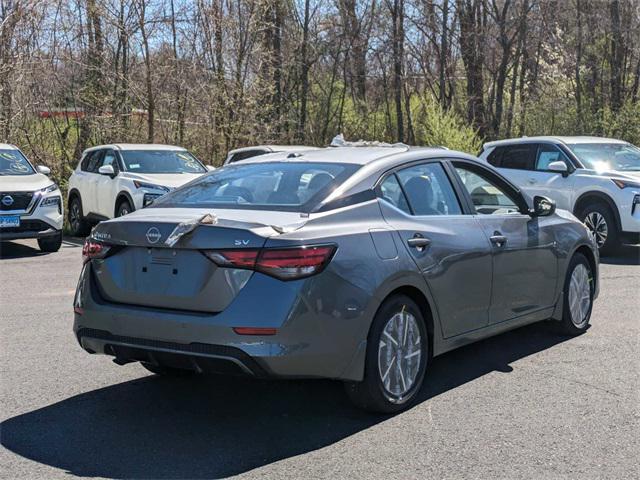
[{"x1": 1, "y1": 0, "x2": 639, "y2": 185}]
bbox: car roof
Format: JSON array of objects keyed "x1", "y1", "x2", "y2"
[
  {"x1": 83, "y1": 143, "x2": 188, "y2": 153},
  {"x1": 483, "y1": 136, "x2": 629, "y2": 148},
  {"x1": 227, "y1": 145, "x2": 319, "y2": 155},
  {"x1": 237, "y1": 145, "x2": 471, "y2": 166}
]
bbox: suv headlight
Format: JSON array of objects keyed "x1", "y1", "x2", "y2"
[
  {"x1": 611, "y1": 178, "x2": 640, "y2": 189},
  {"x1": 133, "y1": 180, "x2": 170, "y2": 192},
  {"x1": 41, "y1": 183, "x2": 59, "y2": 194}
]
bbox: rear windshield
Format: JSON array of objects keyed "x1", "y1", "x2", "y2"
[
  {"x1": 120, "y1": 150, "x2": 206, "y2": 174},
  {"x1": 152, "y1": 161, "x2": 360, "y2": 212},
  {"x1": 0, "y1": 149, "x2": 35, "y2": 176}
]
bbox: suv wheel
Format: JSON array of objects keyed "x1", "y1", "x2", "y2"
[
  {"x1": 68, "y1": 196, "x2": 90, "y2": 237},
  {"x1": 344, "y1": 295, "x2": 428, "y2": 413},
  {"x1": 556, "y1": 253, "x2": 594, "y2": 336},
  {"x1": 116, "y1": 200, "x2": 133, "y2": 217},
  {"x1": 37, "y1": 231, "x2": 63, "y2": 252},
  {"x1": 578, "y1": 202, "x2": 619, "y2": 254}
]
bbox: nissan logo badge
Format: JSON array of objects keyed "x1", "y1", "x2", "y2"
[{"x1": 145, "y1": 227, "x2": 162, "y2": 244}]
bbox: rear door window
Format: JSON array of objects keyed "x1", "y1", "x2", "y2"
[
  {"x1": 392, "y1": 163, "x2": 462, "y2": 216},
  {"x1": 499, "y1": 144, "x2": 537, "y2": 171}
]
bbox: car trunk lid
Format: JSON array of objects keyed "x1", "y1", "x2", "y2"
[{"x1": 88, "y1": 208, "x2": 306, "y2": 313}]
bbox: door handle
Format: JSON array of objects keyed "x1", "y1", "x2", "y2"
[
  {"x1": 407, "y1": 235, "x2": 432, "y2": 250},
  {"x1": 489, "y1": 234, "x2": 507, "y2": 247},
  {"x1": 527, "y1": 178, "x2": 537, "y2": 185}
]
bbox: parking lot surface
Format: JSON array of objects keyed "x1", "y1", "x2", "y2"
[{"x1": 1, "y1": 238, "x2": 639, "y2": 479}]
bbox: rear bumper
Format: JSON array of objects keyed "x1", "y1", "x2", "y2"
[
  {"x1": 76, "y1": 328, "x2": 269, "y2": 377},
  {"x1": 73, "y1": 263, "x2": 374, "y2": 381}
]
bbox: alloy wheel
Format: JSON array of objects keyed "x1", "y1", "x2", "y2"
[
  {"x1": 70, "y1": 202, "x2": 80, "y2": 231},
  {"x1": 568, "y1": 263, "x2": 591, "y2": 328},
  {"x1": 583, "y1": 211, "x2": 608, "y2": 248},
  {"x1": 378, "y1": 307, "x2": 422, "y2": 402}
]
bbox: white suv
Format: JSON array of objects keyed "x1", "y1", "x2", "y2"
[
  {"x1": 479, "y1": 136, "x2": 640, "y2": 253},
  {"x1": 224, "y1": 145, "x2": 318, "y2": 165},
  {"x1": 0, "y1": 144, "x2": 63, "y2": 251},
  {"x1": 67, "y1": 144, "x2": 209, "y2": 236}
]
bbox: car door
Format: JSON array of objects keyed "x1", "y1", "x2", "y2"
[
  {"x1": 94, "y1": 149, "x2": 120, "y2": 217},
  {"x1": 81, "y1": 150, "x2": 104, "y2": 215},
  {"x1": 451, "y1": 160, "x2": 558, "y2": 325},
  {"x1": 378, "y1": 160, "x2": 494, "y2": 338},
  {"x1": 525, "y1": 143, "x2": 575, "y2": 210}
]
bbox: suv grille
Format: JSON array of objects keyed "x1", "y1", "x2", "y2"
[{"x1": 0, "y1": 191, "x2": 35, "y2": 211}]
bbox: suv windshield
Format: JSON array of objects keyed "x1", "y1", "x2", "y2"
[
  {"x1": 0, "y1": 149, "x2": 35, "y2": 176},
  {"x1": 568, "y1": 143, "x2": 640, "y2": 172},
  {"x1": 120, "y1": 150, "x2": 206, "y2": 174},
  {"x1": 152, "y1": 161, "x2": 360, "y2": 212}
]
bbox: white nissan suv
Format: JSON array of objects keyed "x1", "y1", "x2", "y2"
[
  {"x1": 0, "y1": 144, "x2": 63, "y2": 251},
  {"x1": 479, "y1": 136, "x2": 640, "y2": 253},
  {"x1": 67, "y1": 144, "x2": 209, "y2": 236}
]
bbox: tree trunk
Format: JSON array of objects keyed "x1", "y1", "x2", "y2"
[
  {"x1": 297, "y1": 0, "x2": 311, "y2": 142},
  {"x1": 390, "y1": 0, "x2": 405, "y2": 142},
  {"x1": 457, "y1": 0, "x2": 487, "y2": 136},
  {"x1": 609, "y1": 0, "x2": 624, "y2": 111}
]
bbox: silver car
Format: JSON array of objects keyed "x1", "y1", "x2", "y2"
[{"x1": 74, "y1": 146, "x2": 599, "y2": 413}]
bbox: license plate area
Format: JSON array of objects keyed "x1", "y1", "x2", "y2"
[{"x1": 0, "y1": 215, "x2": 20, "y2": 228}]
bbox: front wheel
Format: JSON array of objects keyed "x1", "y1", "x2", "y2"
[
  {"x1": 557, "y1": 253, "x2": 595, "y2": 336},
  {"x1": 37, "y1": 231, "x2": 63, "y2": 252},
  {"x1": 578, "y1": 203, "x2": 619, "y2": 255},
  {"x1": 344, "y1": 295, "x2": 428, "y2": 413},
  {"x1": 68, "y1": 197, "x2": 90, "y2": 237},
  {"x1": 116, "y1": 200, "x2": 133, "y2": 217}
]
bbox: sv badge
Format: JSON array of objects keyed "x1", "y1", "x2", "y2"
[{"x1": 234, "y1": 239, "x2": 250, "y2": 246}]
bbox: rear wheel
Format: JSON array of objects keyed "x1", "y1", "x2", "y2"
[
  {"x1": 557, "y1": 253, "x2": 594, "y2": 336},
  {"x1": 141, "y1": 362, "x2": 197, "y2": 377},
  {"x1": 344, "y1": 295, "x2": 428, "y2": 413},
  {"x1": 37, "y1": 231, "x2": 62, "y2": 252},
  {"x1": 116, "y1": 199, "x2": 133, "y2": 217},
  {"x1": 68, "y1": 196, "x2": 90, "y2": 237},
  {"x1": 578, "y1": 202, "x2": 619, "y2": 255}
]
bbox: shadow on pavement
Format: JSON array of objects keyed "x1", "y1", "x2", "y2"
[
  {"x1": 1, "y1": 322, "x2": 570, "y2": 479},
  {"x1": 0, "y1": 240, "x2": 47, "y2": 259},
  {"x1": 0, "y1": 237, "x2": 82, "y2": 259},
  {"x1": 600, "y1": 244, "x2": 640, "y2": 265}
]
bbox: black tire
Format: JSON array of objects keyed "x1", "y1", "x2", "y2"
[
  {"x1": 344, "y1": 295, "x2": 428, "y2": 413},
  {"x1": 37, "y1": 231, "x2": 63, "y2": 252},
  {"x1": 141, "y1": 362, "x2": 197, "y2": 377},
  {"x1": 116, "y1": 199, "x2": 133, "y2": 217},
  {"x1": 578, "y1": 202, "x2": 620, "y2": 255},
  {"x1": 556, "y1": 252, "x2": 595, "y2": 336},
  {"x1": 68, "y1": 196, "x2": 90, "y2": 237}
]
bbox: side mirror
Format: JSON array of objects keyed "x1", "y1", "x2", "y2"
[
  {"x1": 98, "y1": 165, "x2": 115, "y2": 177},
  {"x1": 37, "y1": 165, "x2": 51, "y2": 175},
  {"x1": 548, "y1": 160, "x2": 569, "y2": 177},
  {"x1": 530, "y1": 195, "x2": 556, "y2": 217},
  {"x1": 206, "y1": 165, "x2": 216, "y2": 171}
]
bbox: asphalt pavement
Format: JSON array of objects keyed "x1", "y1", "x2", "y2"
[{"x1": 1, "y1": 238, "x2": 638, "y2": 479}]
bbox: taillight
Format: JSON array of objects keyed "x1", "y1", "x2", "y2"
[
  {"x1": 203, "y1": 245, "x2": 336, "y2": 280},
  {"x1": 82, "y1": 239, "x2": 110, "y2": 264}
]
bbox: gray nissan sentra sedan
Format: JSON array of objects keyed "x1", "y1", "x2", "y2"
[{"x1": 74, "y1": 145, "x2": 599, "y2": 412}]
